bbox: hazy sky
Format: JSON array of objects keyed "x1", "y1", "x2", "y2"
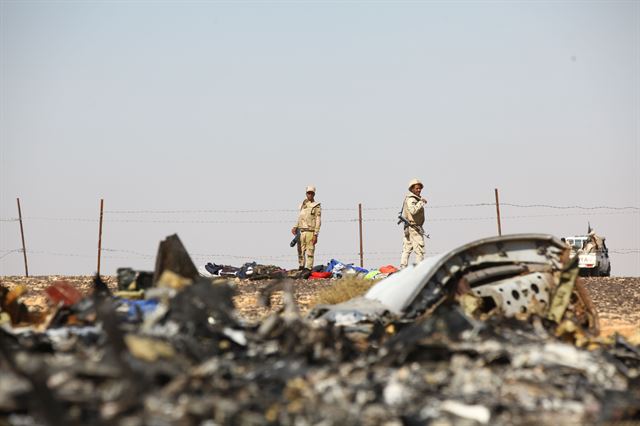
[{"x1": 1, "y1": 1, "x2": 639, "y2": 276}]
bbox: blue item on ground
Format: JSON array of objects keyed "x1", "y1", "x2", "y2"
[
  {"x1": 117, "y1": 298, "x2": 160, "y2": 321},
  {"x1": 325, "y1": 259, "x2": 369, "y2": 277}
]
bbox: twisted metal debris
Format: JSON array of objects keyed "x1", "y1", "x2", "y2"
[{"x1": 1, "y1": 234, "x2": 639, "y2": 425}]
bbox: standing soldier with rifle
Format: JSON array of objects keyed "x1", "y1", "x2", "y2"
[
  {"x1": 399, "y1": 178, "x2": 428, "y2": 268},
  {"x1": 291, "y1": 185, "x2": 322, "y2": 271}
]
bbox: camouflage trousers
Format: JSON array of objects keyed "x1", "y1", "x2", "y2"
[
  {"x1": 400, "y1": 226, "x2": 425, "y2": 268},
  {"x1": 297, "y1": 230, "x2": 316, "y2": 269}
]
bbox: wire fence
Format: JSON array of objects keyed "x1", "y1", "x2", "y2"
[
  {"x1": 1, "y1": 247, "x2": 637, "y2": 261},
  {"x1": 2, "y1": 203, "x2": 639, "y2": 224},
  {"x1": 1, "y1": 200, "x2": 639, "y2": 274}
]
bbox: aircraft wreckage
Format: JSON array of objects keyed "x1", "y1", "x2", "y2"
[
  {"x1": 309, "y1": 233, "x2": 599, "y2": 333},
  {"x1": 0, "y1": 234, "x2": 638, "y2": 425}
]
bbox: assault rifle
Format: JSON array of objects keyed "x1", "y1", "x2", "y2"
[
  {"x1": 290, "y1": 228, "x2": 301, "y2": 247},
  {"x1": 397, "y1": 215, "x2": 430, "y2": 239}
]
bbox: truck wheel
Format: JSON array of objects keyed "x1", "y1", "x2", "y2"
[{"x1": 604, "y1": 265, "x2": 611, "y2": 277}]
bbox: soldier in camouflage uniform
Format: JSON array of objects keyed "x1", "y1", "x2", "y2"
[
  {"x1": 400, "y1": 178, "x2": 427, "y2": 268},
  {"x1": 291, "y1": 186, "x2": 322, "y2": 270},
  {"x1": 583, "y1": 230, "x2": 604, "y2": 254}
]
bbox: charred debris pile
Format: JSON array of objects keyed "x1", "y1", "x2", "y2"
[{"x1": 1, "y1": 234, "x2": 639, "y2": 425}]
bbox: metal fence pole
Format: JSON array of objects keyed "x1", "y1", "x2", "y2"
[
  {"x1": 494, "y1": 188, "x2": 502, "y2": 236},
  {"x1": 358, "y1": 203, "x2": 364, "y2": 267},
  {"x1": 16, "y1": 198, "x2": 29, "y2": 277},
  {"x1": 97, "y1": 199, "x2": 104, "y2": 275}
]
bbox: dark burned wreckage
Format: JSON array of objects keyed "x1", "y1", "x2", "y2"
[
  {"x1": 310, "y1": 233, "x2": 599, "y2": 333},
  {"x1": 0, "y1": 234, "x2": 638, "y2": 425}
]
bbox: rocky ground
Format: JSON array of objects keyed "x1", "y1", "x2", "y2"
[
  {"x1": 1, "y1": 275, "x2": 638, "y2": 339},
  {"x1": 581, "y1": 276, "x2": 640, "y2": 339}
]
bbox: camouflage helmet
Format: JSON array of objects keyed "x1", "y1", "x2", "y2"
[
  {"x1": 408, "y1": 178, "x2": 423, "y2": 191},
  {"x1": 306, "y1": 185, "x2": 316, "y2": 194}
]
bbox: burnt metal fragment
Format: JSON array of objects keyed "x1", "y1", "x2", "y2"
[{"x1": 152, "y1": 234, "x2": 199, "y2": 285}]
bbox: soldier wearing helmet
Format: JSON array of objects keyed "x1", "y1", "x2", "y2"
[
  {"x1": 291, "y1": 185, "x2": 322, "y2": 270},
  {"x1": 400, "y1": 178, "x2": 428, "y2": 268}
]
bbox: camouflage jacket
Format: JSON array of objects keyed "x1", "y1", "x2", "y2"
[{"x1": 296, "y1": 200, "x2": 321, "y2": 235}]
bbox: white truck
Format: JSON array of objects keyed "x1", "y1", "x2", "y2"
[{"x1": 565, "y1": 235, "x2": 611, "y2": 277}]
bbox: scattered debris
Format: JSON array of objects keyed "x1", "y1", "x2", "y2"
[
  {"x1": 0, "y1": 233, "x2": 638, "y2": 425},
  {"x1": 44, "y1": 281, "x2": 82, "y2": 307},
  {"x1": 116, "y1": 267, "x2": 153, "y2": 291}
]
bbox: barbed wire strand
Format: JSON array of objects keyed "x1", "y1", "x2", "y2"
[
  {"x1": 105, "y1": 207, "x2": 365, "y2": 214},
  {"x1": 106, "y1": 208, "x2": 299, "y2": 214},
  {"x1": 8, "y1": 247, "x2": 634, "y2": 263},
  {"x1": 366, "y1": 203, "x2": 495, "y2": 211},
  {"x1": 101, "y1": 248, "x2": 155, "y2": 259},
  {"x1": 103, "y1": 203, "x2": 495, "y2": 214},
  {"x1": 2, "y1": 201, "x2": 639, "y2": 222},
  {"x1": 25, "y1": 250, "x2": 94, "y2": 258},
  {"x1": 17, "y1": 217, "x2": 359, "y2": 224},
  {"x1": 20, "y1": 217, "x2": 98, "y2": 223},
  {"x1": 0, "y1": 249, "x2": 20, "y2": 253},
  {"x1": 364, "y1": 211, "x2": 639, "y2": 223},
  {"x1": 9, "y1": 209, "x2": 638, "y2": 224},
  {"x1": 0, "y1": 249, "x2": 22, "y2": 260},
  {"x1": 103, "y1": 248, "x2": 362, "y2": 260},
  {"x1": 98, "y1": 202, "x2": 639, "y2": 215},
  {"x1": 501, "y1": 203, "x2": 640, "y2": 211}
]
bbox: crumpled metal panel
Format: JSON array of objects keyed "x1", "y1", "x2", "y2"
[
  {"x1": 403, "y1": 234, "x2": 567, "y2": 318},
  {"x1": 311, "y1": 234, "x2": 569, "y2": 323},
  {"x1": 367, "y1": 234, "x2": 566, "y2": 318},
  {"x1": 471, "y1": 272, "x2": 555, "y2": 317},
  {"x1": 365, "y1": 253, "x2": 448, "y2": 315}
]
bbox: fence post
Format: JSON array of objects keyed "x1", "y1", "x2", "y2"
[
  {"x1": 16, "y1": 198, "x2": 29, "y2": 277},
  {"x1": 358, "y1": 203, "x2": 364, "y2": 267},
  {"x1": 97, "y1": 199, "x2": 104, "y2": 275},
  {"x1": 494, "y1": 188, "x2": 502, "y2": 236}
]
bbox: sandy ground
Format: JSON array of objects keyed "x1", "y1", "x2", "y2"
[{"x1": 1, "y1": 275, "x2": 638, "y2": 339}]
